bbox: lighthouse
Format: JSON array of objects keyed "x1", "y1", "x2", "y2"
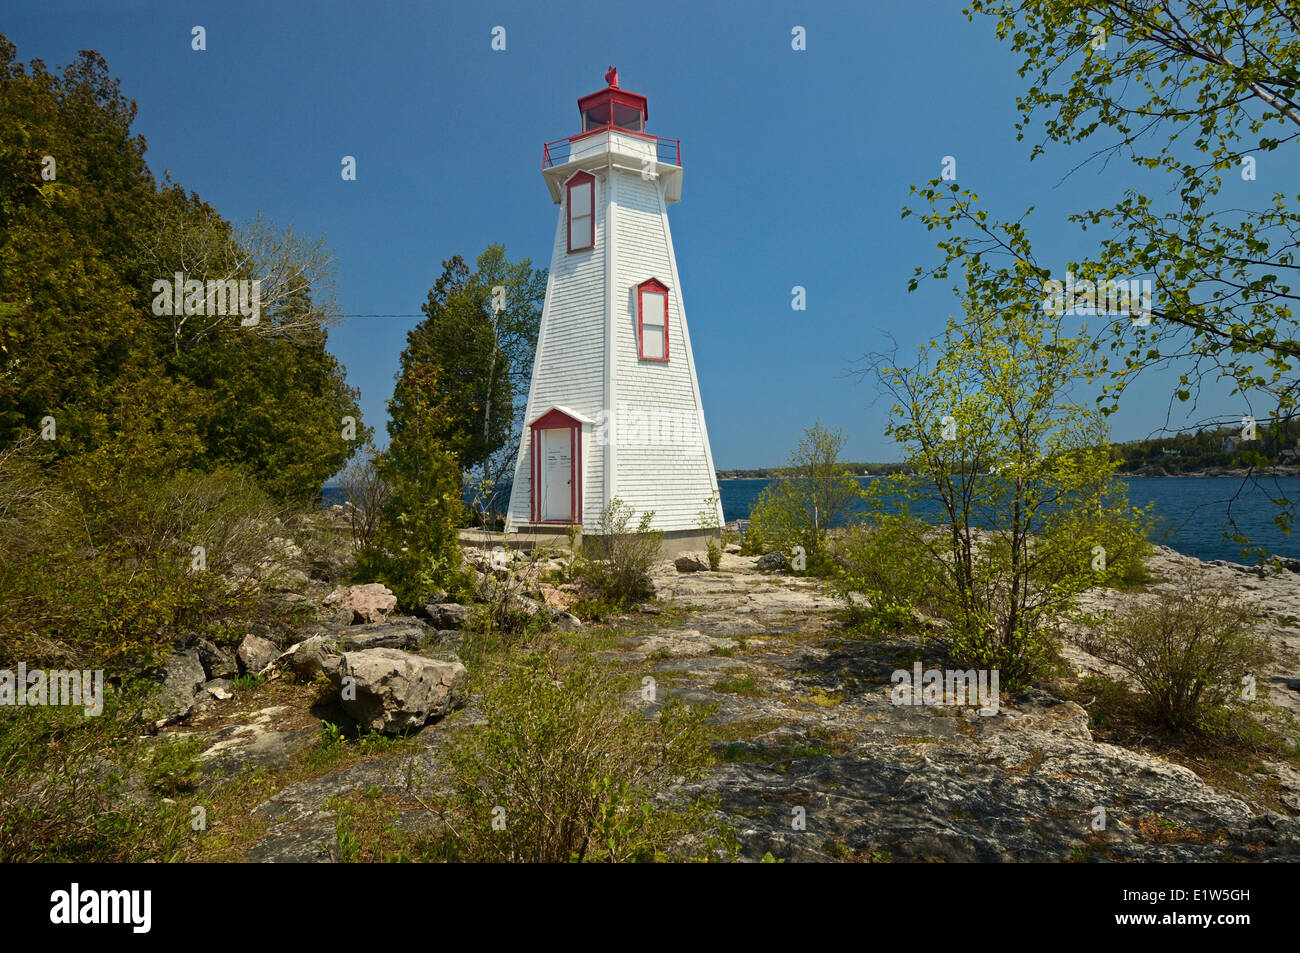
[{"x1": 505, "y1": 68, "x2": 722, "y2": 555}]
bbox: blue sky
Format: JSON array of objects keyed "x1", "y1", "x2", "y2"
[{"x1": 8, "y1": 0, "x2": 1252, "y2": 467}]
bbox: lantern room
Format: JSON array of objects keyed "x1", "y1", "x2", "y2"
[
  {"x1": 577, "y1": 66, "x2": 647, "y2": 132},
  {"x1": 541, "y1": 67, "x2": 682, "y2": 204}
]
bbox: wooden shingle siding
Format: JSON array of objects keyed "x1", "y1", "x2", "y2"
[
  {"x1": 608, "y1": 173, "x2": 719, "y2": 531},
  {"x1": 507, "y1": 170, "x2": 607, "y2": 527},
  {"x1": 508, "y1": 155, "x2": 722, "y2": 535}
]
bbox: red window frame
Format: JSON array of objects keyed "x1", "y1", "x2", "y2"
[
  {"x1": 637, "y1": 278, "x2": 670, "y2": 362},
  {"x1": 566, "y1": 171, "x2": 595, "y2": 253}
]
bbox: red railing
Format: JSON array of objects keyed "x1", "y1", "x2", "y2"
[{"x1": 543, "y1": 124, "x2": 680, "y2": 169}]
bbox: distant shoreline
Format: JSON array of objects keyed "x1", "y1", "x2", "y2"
[{"x1": 717, "y1": 469, "x2": 1300, "y2": 481}]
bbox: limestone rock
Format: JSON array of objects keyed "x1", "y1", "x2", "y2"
[
  {"x1": 424, "y1": 602, "x2": 471, "y2": 629},
  {"x1": 339, "y1": 648, "x2": 467, "y2": 735},
  {"x1": 540, "y1": 585, "x2": 578, "y2": 612},
  {"x1": 197, "y1": 639, "x2": 238, "y2": 680},
  {"x1": 237, "y1": 634, "x2": 280, "y2": 675},
  {"x1": 675, "y1": 552, "x2": 709, "y2": 573},
  {"x1": 152, "y1": 648, "x2": 206, "y2": 721},
  {"x1": 283, "y1": 634, "x2": 344, "y2": 681},
  {"x1": 756, "y1": 551, "x2": 788, "y2": 571},
  {"x1": 323, "y1": 583, "x2": 398, "y2": 624},
  {"x1": 204, "y1": 678, "x2": 234, "y2": 701}
]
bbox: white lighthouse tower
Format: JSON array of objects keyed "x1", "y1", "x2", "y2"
[{"x1": 506, "y1": 68, "x2": 722, "y2": 554}]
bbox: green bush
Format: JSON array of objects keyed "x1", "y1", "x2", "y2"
[
  {"x1": 739, "y1": 524, "x2": 765, "y2": 555},
  {"x1": 745, "y1": 422, "x2": 864, "y2": 568},
  {"x1": 576, "y1": 499, "x2": 662, "y2": 607},
  {"x1": 354, "y1": 444, "x2": 470, "y2": 612},
  {"x1": 1079, "y1": 572, "x2": 1270, "y2": 731},
  {"x1": 830, "y1": 517, "x2": 945, "y2": 618},
  {"x1": 697, "y1": 492, "x2": 723, "y2": 571},
  {"x1": 0, "y1": 689, "x2": 190, "y2": 861},
  {"x1": 706, "y1": 537, "x2": 722, "y2": 571},
  {"x1": 0, "y1": 439, "x2": 289, "y2": 674},
  {"x1": 143, "y1": 735, "x2": 203, "y2": 796},
  {"x1": 434, "y1": 651, "x2": 728, "y2": 862}
]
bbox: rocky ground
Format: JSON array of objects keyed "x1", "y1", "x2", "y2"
[{"x1": 153, "y1": 528, "x2": 1300, "y2": 862}]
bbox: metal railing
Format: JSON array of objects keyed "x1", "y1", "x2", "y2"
[{"x1": 543, "y1": 125, "x2": 681, "y2": 169}]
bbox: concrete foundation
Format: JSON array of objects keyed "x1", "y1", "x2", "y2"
[{"x1": 474, "y1": 526, "x2": 718, "y2": 558}]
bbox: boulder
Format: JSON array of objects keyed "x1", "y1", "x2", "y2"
[
  {"x1": 724, "y1": 544, "x2": 742, "y2": 555},
  {"x1": 675, "y1": 552, "x2": 709, "y2": 573},
  {"x1": 283, "y1": 634, "x2": 344, "y2": 681},
  {"x1": 511, "y1": 594, "x2": 583, "y2": 631},
  {"x1": 152, "y1": 648, "x2": 207, "y2": 721},
  {"x1": 323, "y1": 583, "x2": 397, "y2": 625},
  {"x1": 552, "y1": 610, "x2": 583, "y2": 632},
  {"x1": 238, "y1": 634, "x2": 281, "y2": 675},
  {"x1": 267, "y1": 568, "x2": 311, "y2": 592},
  {"x1": 424, "y1": 602, "x2": 471, "y2": 629},
  {"x1": 337, "y1": 622, "x2": 426, "y2": 652},
  {"x1": 756, "y1": 551, "x2": 788, "y2": 572},
  {"x1": 197, "y1": 639, "x2": 239, "y2": 680},
  {"x1": 204, "y1": 678, "x2": 235, "y2": 701},
  {"x1": 339, "y1": 649, "x2": 467, "y2": 735},
  {"x1": 540, "y1": 584, "x2": 578, "y2": 612}
]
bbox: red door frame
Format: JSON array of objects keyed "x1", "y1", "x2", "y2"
[{"x1": 530, "y1": 408, "x2": 583, "y2": 524}]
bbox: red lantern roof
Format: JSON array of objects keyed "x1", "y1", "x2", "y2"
[{"x1": 576, "y1": 66, "x2": 648, "y2": 133}]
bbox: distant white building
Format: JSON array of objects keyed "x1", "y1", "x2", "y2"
[{"x1": 505, "y1": 69, "x2": 722, "y2": 554}]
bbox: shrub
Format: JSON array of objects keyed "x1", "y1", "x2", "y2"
[
  {"x1": 337, "y1": 446, "x2": 391, "y2": 553},
  {"x1": 0, "y1": 689, "x2": 190, "y2": 861},
  {"x1": 435, "y1": 651, "x2": 727, "y2": 862},
  {"x1": 697, "y1": 492, "x2": 723, "y2": 570},
  {"x1": 746, "y1": 422, "x2": 863, "y2": 566},
  {"x1": 739, "y1": 523, "x2": 765, "y2": 556},
  {"x1": 576, "y1": 499, "x2": 662, "y2": 607},
  {"x1": 354, "y1": 444, "x2": 468, "y2": 612},
  {"x1": 1079, "y1": 572, "x2": 1270, "y2": 731},
  {"x1": 143, "y1": 735, "x2": 203, "y2": 795},
  {"x1": 706, "y1": 538, "x2": 722, "y2": 571},
  {"x1": 0, "y1": 439, "x2": 288, "y2": 674},
  {"x1": 830, "y1": 516, "x2": 945, "y2": 619}
]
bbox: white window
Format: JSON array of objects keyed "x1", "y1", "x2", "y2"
[
  {"x1": 638, "y1": 279, "x2": 669, "y2": 362},
  {"x1": 567, "y1": 172, "x2": 594, "y2": 252}
]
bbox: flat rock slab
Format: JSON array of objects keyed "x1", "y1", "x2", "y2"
[
  {"x1": 617, "y1": 555, "x2": 1300, "y2": 861},
  {"x1": 193, "y1": 706, "x2": 319, "y2": 777},
  {"x1": 244, "y1": 731, "x2": 456, "y2": 862},
  {"x1": 631, "y1": 628, "x2": 737, "y2": 658}
]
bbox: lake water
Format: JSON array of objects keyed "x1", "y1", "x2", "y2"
[
  {"x1": 718, "y1": 476, "x2": 1300, "y2": 563},
  {"x1": 323, "y1": 475, "x2": 1300, "y2": 563}
]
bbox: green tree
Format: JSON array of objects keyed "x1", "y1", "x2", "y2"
[
  {"x1": 404, "y1": 247, "x2": 544, "y2": 501},
  {"x1": 0, "y1": 36, "x2": 366, "y2": 503},
  {"x1": 358, "y1": 323, "x2": 468, "y2": 609},
  {"x1": 861, "y1": 263, "x2": 1147, "y2": 687},
  {"x1": 915, "y1": 1, "x2": 1300, "y2": 551},
  {"x1": 468, "y1": 244, "x2": 546, "y2": 523},
  {"x1": 747, "y1": 422, "x2": 864, "y2": 564}
]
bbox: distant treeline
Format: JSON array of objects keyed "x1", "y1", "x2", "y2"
[
  {"x1": 718, "y1": 420, "x2": 1300, "y2": 480},
  {"x1": 718, "y1": 462, "x2": 911, "y2": 479},
  {"x1": 1110, "y1": 419, "x2": 1300, "y2": 473}
]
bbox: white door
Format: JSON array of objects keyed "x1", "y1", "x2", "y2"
[{"x1": 542, "y1": 428, "x2": 572, "y2": 521}]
